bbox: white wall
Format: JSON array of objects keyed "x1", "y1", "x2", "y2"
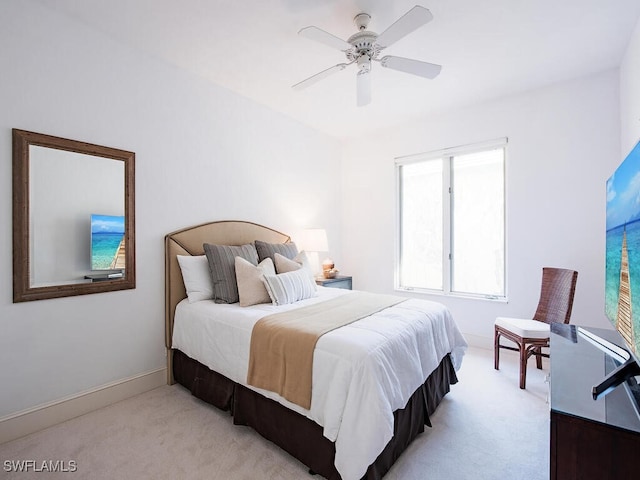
[
  {"x1": 0, "y1": 1, "x2": 342, "y2": 418},
  {"x1": 621, "y1": 16, "x2": 640, "y2": 151},
  {"x1": 341, "y1": 71, "x2": 621, "y2": 346}
]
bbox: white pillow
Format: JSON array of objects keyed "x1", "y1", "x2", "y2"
[
  {"x1": 274, "y1": 251, "x2": 314, "y2": 281},
  {"x1": 177, "y1": 255, "x2": 213, "y2": 303},
  {"x1": 235, "y1": 256, "x2": 276, "y2": 307},
  {"x1": 261, "y1": 268, "x2": 317, "y2": 306}
]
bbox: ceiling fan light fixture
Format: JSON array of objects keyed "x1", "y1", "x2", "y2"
[{"x1": 357, "y1": 54, "x2": 371, "y2": 73}]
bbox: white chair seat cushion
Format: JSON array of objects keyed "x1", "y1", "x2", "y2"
[{"x1": 495, "y1": 317, "x2": 550, "y2": 339}]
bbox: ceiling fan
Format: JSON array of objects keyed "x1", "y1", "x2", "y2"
[{"x1": 292, "y1": 5, "x2": 441, "y2": 107}]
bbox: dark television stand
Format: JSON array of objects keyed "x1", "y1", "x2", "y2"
[
  {"x1": 84, "y1": 271, "x2": 124, "y2": 282},
  {"x1": 550, "y1": 324, "x2": 640, "y2": 480}
]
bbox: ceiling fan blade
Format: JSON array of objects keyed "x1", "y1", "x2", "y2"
[
  {"x1": 375, "y1": 5, "x2": 433, "y2": 49},
  {"x1": 292, "y1": 63, "x2": 350, "y2": 90},
  {"x1": 356, "y1": 71, "x2": 371, "y2": 107},
  {"x1": 380, "y1": 55, "x2": 441, "y2": 79},
  {"x1": 299, "y1": 26, "x2": 352, "y2": 51}
]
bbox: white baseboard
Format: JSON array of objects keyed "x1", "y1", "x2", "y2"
[{"x1": 0, "y1": 368, "x2": 166, "y2": 445}]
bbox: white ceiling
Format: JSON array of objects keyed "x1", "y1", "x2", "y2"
[{"x1": 38, "y1": 0, "x2": 640, "y2": 140}]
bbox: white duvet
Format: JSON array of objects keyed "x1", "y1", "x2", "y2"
[{"x1": 172, "y1": 287, "x2": 467, "y2": 480}]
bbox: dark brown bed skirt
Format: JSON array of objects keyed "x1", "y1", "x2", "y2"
[{"x1": 172, "y1": 349, "x2": 458, "y2": 480}]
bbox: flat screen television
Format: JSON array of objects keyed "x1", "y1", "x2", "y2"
[
  {"x1": 600, "y1": 139, "x2": 640, "y2": 398},
  {"x1": 90, "y1": 213, "x2": 125, "y2": 272}
]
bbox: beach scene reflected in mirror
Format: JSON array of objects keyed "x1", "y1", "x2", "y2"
[
  {"x1": 91, "y1": 214, "x2": 125, "y2": 271},
  {"x1": 29, "y1": 147, "x2": 125, "y2": 287}
]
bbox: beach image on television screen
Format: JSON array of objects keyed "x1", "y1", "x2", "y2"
[{"x1": 91, "y1": 214, "x2": 125, "y2": 270}]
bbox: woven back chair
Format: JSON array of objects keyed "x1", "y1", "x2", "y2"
[{"x1": 494, "y1": 267, "x2": 578, "y2": 389}]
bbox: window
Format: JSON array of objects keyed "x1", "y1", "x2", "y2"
[{"x1": 396, "y1": 138, "x2": 506, "y2": 299}]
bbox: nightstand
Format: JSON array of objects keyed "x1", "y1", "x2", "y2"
[{"x1": 316, "y1": 275, "x2": 352, "y2": 290}]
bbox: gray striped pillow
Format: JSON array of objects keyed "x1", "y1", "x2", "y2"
[
  {"x1": 261, "y1": 268, "x2": 317, "y2": 306},
  {"x1": 255, "y1": 240, "x2": 298, "y2": 264},
  {"x1": 203, "y1": 243, "x2": 258, "y2": 304}
]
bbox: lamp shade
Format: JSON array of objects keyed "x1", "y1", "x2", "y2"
[{"x1": 298, "y1": 228, "x2": 329, "y2": 252}]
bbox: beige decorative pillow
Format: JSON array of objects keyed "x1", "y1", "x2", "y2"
[
  {"x1": 274, "y1": 251, "x2": 314, "y2": 280},
  {"x1": 235, "y1": 256, "x2": 276, "y2": 307}
]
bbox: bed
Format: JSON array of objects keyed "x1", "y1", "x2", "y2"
[{"x1": 165, "y1": 220, "x2": 467, "y2": 480}]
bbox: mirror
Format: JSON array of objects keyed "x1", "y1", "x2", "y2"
[{"x1": 12, "y1": 129, "x2": 135, "y2": 302}]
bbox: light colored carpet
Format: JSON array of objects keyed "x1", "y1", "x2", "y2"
[{"x1": 0, "y1": 347, "x2": 549, "y2": 480}]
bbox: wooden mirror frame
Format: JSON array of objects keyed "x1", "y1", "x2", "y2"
[{"x1": 12, "y1": 129, "x2": 136, "y2": 302}]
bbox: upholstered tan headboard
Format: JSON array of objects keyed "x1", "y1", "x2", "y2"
[{"x1": 164, "y1": 220, "x2": 291, "y2": 384}]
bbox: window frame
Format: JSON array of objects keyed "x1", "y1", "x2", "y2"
[{"x1": 395, "y1": 137, "x2": 508, "y2": 301}]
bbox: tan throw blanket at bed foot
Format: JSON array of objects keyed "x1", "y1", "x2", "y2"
[{"x1": 247, "y1": 291, "x2": 405, "y2": 409}]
